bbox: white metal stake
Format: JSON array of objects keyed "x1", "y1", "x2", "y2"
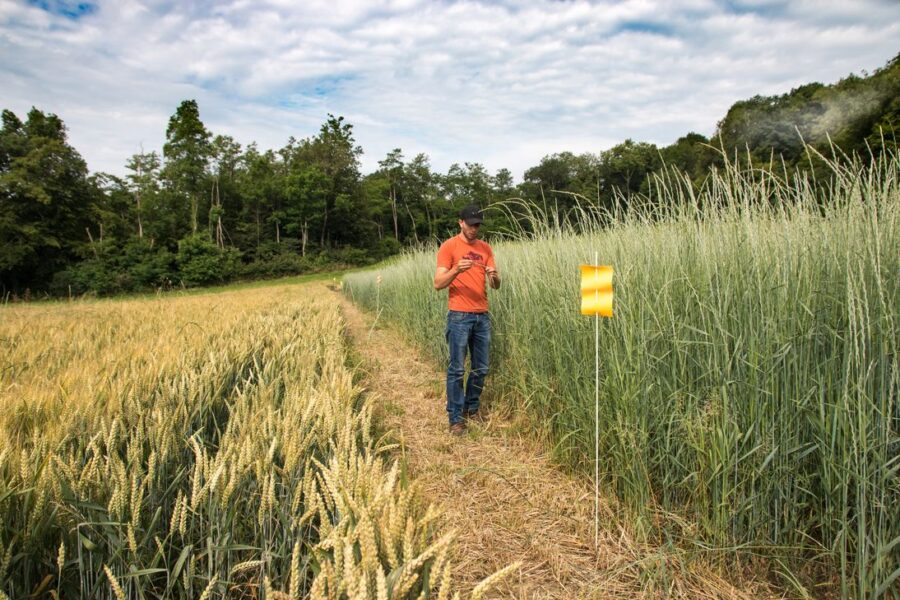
[{"x1": 594, "y1": 250, "x2": 599, "y2": 550}]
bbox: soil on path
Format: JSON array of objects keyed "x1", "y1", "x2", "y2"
[{"x1": 337, "y1": 290, "x2": 775, "y2": 599}]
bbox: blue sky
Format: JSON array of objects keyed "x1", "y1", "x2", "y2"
[{"x1": 2, "y1": 0, "x2": 898, "y2": 179}]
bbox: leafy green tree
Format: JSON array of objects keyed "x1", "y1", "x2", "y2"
[
  {"x1": 305, "y1": 114, "x2": 362, "y2": 248},
  {"x1": 125, "y1": 149, "x2": 161, "y2": 239},
  {"x1": 362, "y1": 172, "x2": 393, "y2": 242},
  {"x1": 284, "y1": 163, "x2": 328, "y2": 257},
  {"x1": 0, "y1": 110, "x2": 26, "y2": 170},
  {"x1": 210, "y1": 135, "x2": 242, "y2": 248},
  {"x1": 864, "y1": 53, "x2": 900, "y2": 154},
  {"x1": 493, "y1": 168, "x2": 515, "y2": 198},
  {"x1": 378, "y1": 148, "x2": 404, "y2": 240},
  {"x1": 440, "y1": 162, "x2": 492, "y2": 205},
  {"x1": 211, "y1": 135, "x2": 242, "y2": 182},
  {"x1": 486, "y1": 167, "x2": 522, "y2": 235},
  {"x1": 403, "y1": 153, "x2": 438, "y2": 242},
  {"x1": 176, "y1": 233, "x2": 240, "y2": 286},
  {"x1": 660, "y1": 133, "x2": 720, "y2": 188},
  {"x1": 91, "y1": 173, "x2": 136, "y2": 245},
  {"x1": 0, "y1": 108, "x2": 98, "y2": 292},
  {"x1": 599, "y1": 140, "x2": 661, "y2": 204},
  {"x1": 866, "y1": 95, "x2": 900, "y2": 153},
  {"x1": 523, "y1": 152, "x2": 575, "y2": 197},
  {"x1": 237, "y1": 145, "x2": 280, "y2": 255},
  {"x1": 434, "y1": 162, "x2": 494, "y2": 237},
  {"x1": 520, "y1": 152, "x2": 601, "y2": 221},
  {"x1": 121, "y1": 238, "x2": 175, "y2": 289},
  {"x1": 162, "y1": 100, "x2": 211, "y2": 235}
]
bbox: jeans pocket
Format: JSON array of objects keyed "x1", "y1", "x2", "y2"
[{"x1": 448, "y1": 311, "x2": 467, "y2": 324}]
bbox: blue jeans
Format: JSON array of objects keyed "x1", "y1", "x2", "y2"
[{"x1": 445, "y1": 310, "x2": 491, "y2": 425}]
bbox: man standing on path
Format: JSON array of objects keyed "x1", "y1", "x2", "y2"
[{"x1": 433, "y1": 204, "x2": 501, "y2": 436}]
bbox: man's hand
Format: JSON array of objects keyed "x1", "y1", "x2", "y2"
[
  {"x1": 456, "y1": 258, "x2": 474, "y2": 273},
  {"x1": 434, "y1": 261, "x2": 471, "y2": 290},
  {"x1": 485, "y1": 266, "x2": 501, "y2": 289}
]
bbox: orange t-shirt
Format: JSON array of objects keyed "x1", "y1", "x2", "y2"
[{"x1": 436, "y1": 235, "x2": 496, "y2": 313}]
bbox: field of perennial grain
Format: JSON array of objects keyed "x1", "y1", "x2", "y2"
[
  {"x1": 0, "y1": 284, "x2": 503, "y2": 598},
  {"x1": 343, "y1": 151, "x2": 899, "y2": 598}
]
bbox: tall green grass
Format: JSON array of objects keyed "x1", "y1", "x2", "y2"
[{"x1": 343, "y1": 151, "x2": 899, "y2": 597}]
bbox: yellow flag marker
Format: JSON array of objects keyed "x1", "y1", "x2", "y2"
[
  {"x1": 581, "y1": 261, "x2": 613, "y2": 552},
  {"x1": 580, "y1": 265, "x2": 614, "y2": 317}
]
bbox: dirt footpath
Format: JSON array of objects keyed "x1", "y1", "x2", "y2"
[{"x1": 337, "y1": 290, "x2": 774, "y2": 599}]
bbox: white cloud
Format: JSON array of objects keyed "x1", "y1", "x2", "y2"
[{"x1": 1, "y1": 0, "x2": 897, "y2": 180}]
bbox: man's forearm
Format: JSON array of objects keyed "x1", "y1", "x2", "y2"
[{"x1": 434, "y1": 267, "x2": 458, "y2": 290}]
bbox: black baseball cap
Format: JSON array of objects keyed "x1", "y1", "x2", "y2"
[{"x1": 459, "y1": 204, "x2": 484, "y2": 225}]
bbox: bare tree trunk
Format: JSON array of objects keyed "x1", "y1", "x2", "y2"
[
  {"x1": 135, "y1": 160, "x2": 144, "y2": 239},
  {"x1": 212, "y1": 180, "x2": 224, "y2": 248},
  {"x1": 136, "y1": 191, "x2": 143, "y2": 239},
  {"x1": 276, "y1": 221, "x2": 281, "y2": 244},
  {"x1": 391, "y1": 186, "x2": 399, "y2": 239},
  {"x1": 404, "y1": 201, "x2": 419, "y2": 245},
  {"x1": 86, "y1": 227, "x2": 98, "y2": 259},
  {"x1": 301, "y1": 221, "x2": 308, "y2": 257},
  {"x1": 191, "y1": 195, "x2": 198, "y2": 234},
  {"x1": 209, "y1": 183, "x2": 215, "y2": 240}
]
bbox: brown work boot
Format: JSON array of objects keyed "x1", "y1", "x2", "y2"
[
  {"x1": 464, "y1": 411, "x2": 486, "y2": 424},
  {"x1": 449, "y1": 422, "x2": 467, "y2": 436}
]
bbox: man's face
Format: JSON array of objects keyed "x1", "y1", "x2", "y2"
[{"x1": 459, "y1": 219, "x2": 481, "y2": 242}]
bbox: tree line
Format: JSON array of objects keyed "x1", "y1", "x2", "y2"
[{"x1": 1, "y1": 53, "x2": 896, "y2": 297}]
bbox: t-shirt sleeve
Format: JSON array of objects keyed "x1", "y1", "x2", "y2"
[
  {"x1": 486, "y1": 245, "x2": 496, "y2": 269},
  {"x1": 436, "y1": 241, "x2": 453, "y2": 270}
]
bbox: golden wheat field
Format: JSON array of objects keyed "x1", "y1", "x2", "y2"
[{"x1": 0, "y1": 284, "x2": 512, "y2": 599}]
